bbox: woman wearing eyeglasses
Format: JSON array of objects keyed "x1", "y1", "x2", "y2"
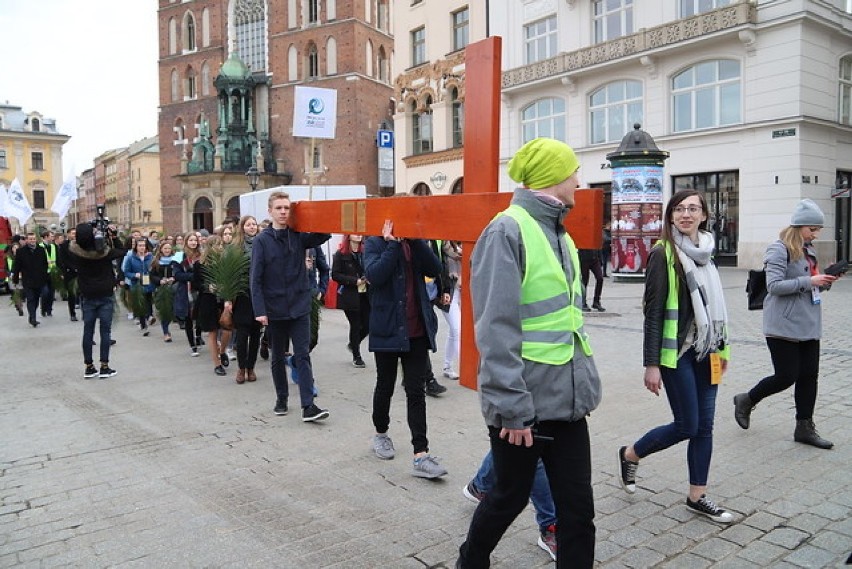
[
  {"x1": 733, "y1": 199, "x2": 838, "y2": 449},
  {"x1": 617, "y1": 190, "x2": 734, "y2": 524}
]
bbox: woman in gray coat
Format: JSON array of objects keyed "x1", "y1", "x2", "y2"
[{"x1": 733, "y1": 199, "x2": 840, "y2": 449}]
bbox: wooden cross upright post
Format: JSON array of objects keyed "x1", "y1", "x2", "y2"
[{"x1": 290, "y1": 37, "x2": 602, "y2": 390}]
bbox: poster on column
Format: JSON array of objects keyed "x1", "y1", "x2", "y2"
[
  {"x1": 292, "y1": 86, "x2": 338, "y2": 139},
  {"x1": 610, "y1": 165, "x2": 664, "y2": 274}
]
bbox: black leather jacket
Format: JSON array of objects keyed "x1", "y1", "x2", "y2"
[{"x1": 643, "y1": 245, "x2": 695, "y2": 367}]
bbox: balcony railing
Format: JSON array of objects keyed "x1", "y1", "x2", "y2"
[{"x1": 502, "y1": 1, "x2": 757, "y2": 89}]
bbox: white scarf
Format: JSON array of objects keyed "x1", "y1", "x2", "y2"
[{"x1": 672, "y1": 227, "x2": 728, "y2": 360}]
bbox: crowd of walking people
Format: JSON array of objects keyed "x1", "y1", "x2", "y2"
[{"x1": 4, "y1": 139, "x2": 844, "y2": 567}]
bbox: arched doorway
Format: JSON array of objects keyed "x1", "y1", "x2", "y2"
[
  {"x1": 225, "y1": 196, "x2": 241, "y2": 220},
  {"x1": 450, "y1": 177, "x2": 463, "y2": 194},
  {"x1": 192, "y1": 197, "x2": 214, "y2": 231}
]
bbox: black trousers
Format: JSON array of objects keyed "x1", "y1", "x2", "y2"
[
  {"x1": 458, "y1": 419, "x2": 595, "y2": 569},
  {"x1": 372, "y1": 336, "x2": 430, "y2": 454},
  {"x1": 344, "y1": 294, "x2": 370, "y2": 358},
  {"x1": 749, "y1": 337, "x2": 820, "y2": 420},
  {"x1": 235, "y1": 322, "x2": 262, "y2": 370},
  {"x1": 580, "y1": 256, "x2": 604, "y2": 305}
]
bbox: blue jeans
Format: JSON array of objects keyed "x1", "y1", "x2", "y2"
[
  {"x1": 472, "y1": 450, "x2": 556, "y2": 531},
  {"x1": 81, "y1": 296, "x2": 115, "y2": 365},
  {"x1": 633, "y1": 349, "x2": 718, "y2": 486}
]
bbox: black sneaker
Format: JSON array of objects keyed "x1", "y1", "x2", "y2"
[
  {"x1": 83, "y1": 365, "x2": 98, "y2": 379},
  {"x1": 302, "y1": 403, "x2": 329, "y2": 422},
  {"x1": 214, "y1": 365, "x2": 227, "y2": 376},
  {"x1": 582, "y1": 304, "x2": 592, "y2": 312},
  {"x1": 686, "y1": 494, "x2": 733, "y2": 523},
  {"x1": 99, "y1": 366, "x2": 117, "y2": 379},
  {"x1": 353, "y1": 357, "x2": 366, "y2": 368},
  {"x1": 425, "y1": 378, "x2": 447, "y2": 397},
  {"x1": 219, "y1": 353, "x2": 229, "y2": 367},
  {"x1": 617, "y1": 446, "x2": 638, "y2": 494},
  {"x1": 70, "y1": 315, "x2": 78, "y2": 322},
  {"x1": 274, "y1": 400, "x2": 288, "y2": 415},
  {"x1": 29, "y1": 319, "x2": 40, "y2": 328},
  {"x1": 592, "y1": 302, "x2": 606, "y2": 312}
]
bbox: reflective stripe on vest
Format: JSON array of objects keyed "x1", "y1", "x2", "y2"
[
  {"x1": 659, "y1": 241, "x2": 680, "y2": 368},
  {"x1": 41, "y1": 243, "x2": 57, "y2": 269},
  {"x1": 498, "y1": 205, "x2": 592, "y2": 365}
]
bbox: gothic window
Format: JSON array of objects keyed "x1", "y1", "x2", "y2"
[
  {"x1": 185, "y1": 67, "x2": 197, "y2": 99},
  {"x1": 307, "y1": 43, "x2": 319, "y2": 79},
  {"x1": 327, "y1": 0, "x2": 336, "y2": 20},
  {"x1": 378, "y1": 47, "x2": 388, "y2": 82},
  {"x1": 171, "y1": 69, "x2": 179, "y2": 102},
  {"x1": 288, "y1": 44, "x2": 298, "y2": 81},
  {"x1": 202, "y1": 8, "x2": 211, "y2": 47},
  {"x1": 308, "y1": 0, "x2": 319, "y2": 24},
  {"x1": 366, "y1": 40, "x2": 374, "y2": 77},
  {"x1": 326, "y1": 37, "x2": 337, "y2": 75},
  {"x1": 183, "y1": 12, "x2": 196, "y2": 52},
  {"x1": 377, "y1": 1, "x2": 388, "y2": 31},
  {"x1": 169, "y1": 18, "x2": 177, "y2": 54},
  {"x1": 233, "y1": 0, "x2": 268, "y2": 73},
  {"x1": 201, "y1": 62, "x2": 211, "y2": 96}
]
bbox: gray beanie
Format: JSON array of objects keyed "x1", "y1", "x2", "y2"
[
  {"x1": 198, "y1": 229, "x2": 210, "y2": 237},
  {"x1": 790, "y1": 199, "x2": 824, "y2": 227}
]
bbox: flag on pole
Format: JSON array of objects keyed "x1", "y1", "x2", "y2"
[
  {"x1": 50, "y1": 171, "x2": 77, "y2": 220},
  {"x1": 5, "y1": 178, "x2": 34, "y2": 225}
]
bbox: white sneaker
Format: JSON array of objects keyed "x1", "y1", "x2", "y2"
[
  {"x1": 443, "y1": 368, "x2": 459, "y2": 380},
  {"x1": 227, "y1": 348, "x2": 237, "y2": 361}
]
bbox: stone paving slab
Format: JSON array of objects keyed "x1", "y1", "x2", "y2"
[{"x1": 0, "y1": 268, "x2": 849, "y2": 567}]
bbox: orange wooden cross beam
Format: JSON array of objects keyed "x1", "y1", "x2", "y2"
[{"x1": 290, "y1": 37, "x2": 603, "y2": 390}]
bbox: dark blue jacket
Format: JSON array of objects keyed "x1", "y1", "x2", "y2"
[
  {"x1": 364, "y1": 237, "x2": 442, "y2": 353},
  {"x1": 250, "y1": 225, "x2": 330, "y2": 320}
]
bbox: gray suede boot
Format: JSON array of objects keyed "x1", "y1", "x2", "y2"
[
  {"x1": 793, "y1": 419, "x2": 833, "y2": 449},
  {"x1": 733, "y1": 393, "x2": 754, "y2": 430}
]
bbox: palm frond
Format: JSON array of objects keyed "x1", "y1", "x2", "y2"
[
  {"x1": 202, "y1": 245, "x2": 250, "y2": 302},
  {"x1": 153, "y1": 284, "x2": 175, "y2": 324},
  {"x1": 310, "y1": 295, "x2": 322, "y2": 350},
  {"x1": 50, "y1": 269, "x2": 66, "y2": 297},
  {"x1": 128, "y1": 284, "x2": 148, "y2": 318}
]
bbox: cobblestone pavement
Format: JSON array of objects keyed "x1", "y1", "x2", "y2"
[{"x1": 1, "y1": 269, "x2": 849, "y2": 568}]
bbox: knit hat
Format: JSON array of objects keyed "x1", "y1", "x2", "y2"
[
  {"x1": 790, "y1": 199, "x2": 824, "y2": 227},
  {"x1": 507, "y1": 138, "x2": 580, "y2": 190},
  {"x1": 198, "y1": 229, "x2": 210, "y2": 237}
]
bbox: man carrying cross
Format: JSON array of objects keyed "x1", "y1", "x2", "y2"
[{"x1": 457, "y1": 138, "x2": 602, "y2": 568}]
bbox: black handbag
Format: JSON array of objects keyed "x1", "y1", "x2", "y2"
[{"x1": 746, "y1": 269, "x2": 767, "y2": 310}]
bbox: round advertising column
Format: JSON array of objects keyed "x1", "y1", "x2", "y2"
[{"x1": 606, "y1": 124, "x2": 670, "y2": 280}]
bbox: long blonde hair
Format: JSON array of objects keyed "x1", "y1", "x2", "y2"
[{"x1": 778, "y1": 226, "x2": 805, "y2": 262}]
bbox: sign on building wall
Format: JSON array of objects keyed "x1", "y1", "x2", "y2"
[{"x1": 293, "y1": 86, "x2": 338, "y2": 139}]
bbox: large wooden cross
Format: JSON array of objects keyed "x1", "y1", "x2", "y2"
[{"x1": 290, "y1": 37, "x2": 603, "y2": 389}]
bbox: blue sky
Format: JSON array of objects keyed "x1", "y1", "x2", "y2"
[{"x1": 1, "y1": 0, "x2": 159, "y2": 176}]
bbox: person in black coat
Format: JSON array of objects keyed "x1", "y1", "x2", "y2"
[
  {"x1": 12, "y1": 232, "x2": 49, "y2": 327},
  {"x1": 57, "y1": 228, "x2": 80, "y2": 322},
  {"x1": 363, "y1": 219, "x2": 448, "y2": 479},
  {"x1": 331, "y1": 234, "x2": 370, "y2": 368}
]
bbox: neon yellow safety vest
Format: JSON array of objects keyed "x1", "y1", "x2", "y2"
[
  {"x1": 41, "y1": 243, "x2": 57, "y2": 269},
  {"x1": 498, "y1": 205, "x2": 592, "y2": 365},
  {"x1": 658, "y1": 241, "x2": 730, "y2": 368}
]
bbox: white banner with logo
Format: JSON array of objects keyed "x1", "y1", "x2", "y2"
[
  {"x1": 51, "y1": 171, "x2": 78, "y2": 220},
  {"x1": 292, "y1": 86, "x2": 338, "y2": 139},
  {"x1": 5, "y1": 178, "x2": 34, "y2": 225}
]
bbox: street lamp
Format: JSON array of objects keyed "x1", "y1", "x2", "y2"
[{"x1": 246, "y1": 166, "x2": 259, "y2": 191}]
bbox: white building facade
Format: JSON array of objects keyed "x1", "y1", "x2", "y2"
[
  {"x1": 392, "y1": 1, "x2": 488, "y2": 196},
  {"x1": 492, "y1": 0, "x2": 852, "y2": 266}
]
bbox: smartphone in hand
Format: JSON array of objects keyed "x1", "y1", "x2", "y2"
[{"x1": 824, "y1": 260, "x2": 849, "y2": 277}]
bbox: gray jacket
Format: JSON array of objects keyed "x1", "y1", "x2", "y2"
[
  {"x1": 470, "y1": 189, "x2": 602, "y2": 430},
  {"x1": 763, "y1": 240, "x2": 822, "y2": 340}
]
